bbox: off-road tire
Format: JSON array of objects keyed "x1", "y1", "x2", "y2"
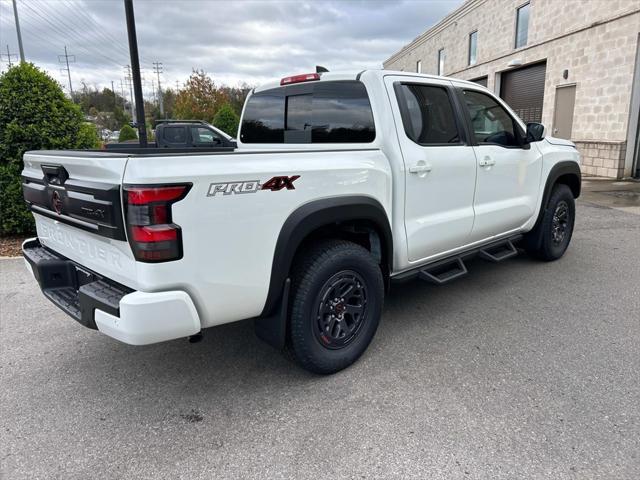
[
  {"x1": 524, "y1": 184, "x2": 575, "y2": 261},
  {"x1": 287, "y1": 240, "x2": 384, "y2": 374}
]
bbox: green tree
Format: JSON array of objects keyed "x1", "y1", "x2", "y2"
[
  {"x1": 0, "y1": 63, "x2": 98, "y2": 235},
  {"x1": 113, "y1": 106, "x2": 131, "y2": 129},
  {"x1": 161, "y1": 88, "x2": 177, "y2": 118},
  {"x1": 213, "y1": 103, "x2": 240, "y2": 137},
  {"x1": 174, "y1": 70, "x2": 224, "y2": 121},
  {"x1": 218, "y1": 84, "x2": 251, "y2": 117},
  {"x1": 118, "y1": 124, "x2": 137, "y2": 142}
]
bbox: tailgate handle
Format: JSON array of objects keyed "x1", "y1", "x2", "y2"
[{"x1": 42, "y1": 164, "x2": 69, "y2": 185}]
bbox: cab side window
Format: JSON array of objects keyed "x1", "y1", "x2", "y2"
[
  {"x1": 191, "y1": 126, "x2": 222, "y2": 145},
  {"x1": 462, "y1": 90, "x2": 521, "y2": 147},
  {"x1": 164, "y1": 126, "x2": 187, "y2": 144},
  {"x1": 395, "y1": 84, "x2": 461, "y2": 145}
]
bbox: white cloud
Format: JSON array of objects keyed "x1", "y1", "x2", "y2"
[{"x1": 0, "y1": 0, "x2": 462, "y2": 93}]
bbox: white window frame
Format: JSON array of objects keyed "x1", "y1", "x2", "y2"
[
  {"x1": 515, "y1": 2, "x2": 530, "y2": 49},
  {"x1": 468, "y1": 30, "x2": 478, "y2": 66}
]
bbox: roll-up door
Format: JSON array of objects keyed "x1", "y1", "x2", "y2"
[
  {"x1": 471, "y1": 76, "x2": 488, "y2": 88},
  {"x1": 500, "y1": 61, "x2": 546, "y2": 123}
]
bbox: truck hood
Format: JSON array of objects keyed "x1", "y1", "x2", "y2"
[{"x1": 544, "y1": 136, "x2": 576, "y2": 148}]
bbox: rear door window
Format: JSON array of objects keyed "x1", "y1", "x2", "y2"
[
  {"x1": 394, "y1": 84, "x2": 461, "y2": 145},
  {"x1": 163, "y1": 126, "x2": 187, "y2": 144},
  {"x1": 240, "y1": 81, "x2": 375, "y2": 144}
]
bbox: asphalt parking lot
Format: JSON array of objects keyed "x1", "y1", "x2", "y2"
[{"x1": 1, "y1": 199, "x2": 639, "y2": 479}]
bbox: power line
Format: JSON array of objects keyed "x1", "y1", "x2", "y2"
[
  {"x1": 58, "y1": 0, "x2": 153, "y2": 70},
  {"x1": 18, "y1": 9, "x2": 118, "y2": 69},
  {"x1": 52, "y1": 0, "x2": 132, "y2": 63},
  {"x1": 59, "y1": 0, "x2": 133, "y2": 62},
  {"x1": 19, "y1": 2, "x2": 128, "y2": 69}
]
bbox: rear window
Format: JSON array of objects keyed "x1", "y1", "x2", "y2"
[
  {"x1": 240, "y1": 81, "x2": 375, "y2": 144},
  {"x1": 163, "y1": 126, "x2": 187, "y2": 144}
]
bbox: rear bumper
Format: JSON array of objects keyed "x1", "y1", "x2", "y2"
[{"x1": 22, "y1": 238, "x2": 201, "y2": 345}]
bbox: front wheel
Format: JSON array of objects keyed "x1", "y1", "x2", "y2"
[
  {"x1": 524, "y1": 183, "x2": 576, "y2": 261},
  {"x1": 287, "y1": 240, "x2": 384, "y2": 374}
]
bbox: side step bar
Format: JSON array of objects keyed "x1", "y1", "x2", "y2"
[
  {"x1": 478, "y1": 239, "x2": 518, "y2": 263},
  {"x1": 418, "y1": 257, "x2": 467, "y2": 285},
  {"x1": 393, "y1": 235, "x2": 522, "y2": 285}
]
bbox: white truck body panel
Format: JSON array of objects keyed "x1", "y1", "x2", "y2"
[{"x1": 21, "y1": 69, "x2": 580, "y2": 346}]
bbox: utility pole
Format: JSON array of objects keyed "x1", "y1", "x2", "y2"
[
  {"x1": 124, "y1": 0, "x2": 147, "y2": 146},
  {"x1": 119, "y1": 79, "x2": 126, "y2": 105},
  {"x1": 111, "y1": 80, "x2": 117, "y2": 110},
  {"x1": 58, "y1": 46, "x2": 75, "y2": 97},
  {"x1": 152, "y1": 61, "x2": 164, "y2": 115},
  {"x1": 175, "y1": 80, "x2": 180, "y2": 91},
  {"x1": 11, "y1": 0, "x2": 25, "y2": 62},
  {"x1": 1, "y1": 45, "x2": 18, "y2": 68},
  {"x1": 124, "y1": 65, "x2": 135, "y2": 122}
]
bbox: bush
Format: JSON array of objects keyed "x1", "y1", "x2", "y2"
[
  {"x1": 118, "y1": 124, "x2": 137, "y2": 142},
  {"x1": 213, "y1": 103, "x2": 240, "y2": 137},
  {"x1": 0, "y1": 63, "x2": 98, "y2": 235},
  {"x1": 78, "y1": 122, "x2": 101, "y2": 149}
]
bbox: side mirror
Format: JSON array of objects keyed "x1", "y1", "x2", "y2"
[{"x1": 526, "y1": 122, "x2": 546, "y2": 142}]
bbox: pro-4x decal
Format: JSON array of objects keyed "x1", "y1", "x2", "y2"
[
  {"x1": 207, "y1": 175, "x2": 300, "y2": 197},
  {"x1": 261, "y1": 175, "x2": 300, "y2": 191}
]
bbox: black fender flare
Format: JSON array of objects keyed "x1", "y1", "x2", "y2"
[
  {"x1": 540, "y1": 161, "x2": 581, "y2": 205},
  {"x1": 260, "y1": 196, "x2": 393, "y2": 318}
]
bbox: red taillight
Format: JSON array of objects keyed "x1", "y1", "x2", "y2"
[
  {"x1": 126, "y1": 186, "x2": 190, "y2": 205},
  {"x1": 123, "y1": 184, "x2": 191, "y2": 262},
  {"x1": 131, "y1": 225, "x2": 178, "y2": 243},
  {"x1": 280, "y1": 73, "x2": 320, "y2": 85}
]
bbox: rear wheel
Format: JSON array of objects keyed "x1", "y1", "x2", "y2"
[
  {"x1": 524, "y1": 184, "x2": 575, "y2": 261},
  {"x1": 287, "y1": 240, "x2": 384, "y2": 374}
]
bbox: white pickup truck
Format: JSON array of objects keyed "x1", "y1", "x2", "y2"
[{"x1": 21, "y1": 70, "x2": 581, "y2": 374}]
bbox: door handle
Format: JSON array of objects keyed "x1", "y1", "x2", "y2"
[
  {"x1": 409, "y1": 163, "x2": 432, "y2": 174},
  {"x1": 478, "y1": 157, "x2": 496, "y2": 167}
]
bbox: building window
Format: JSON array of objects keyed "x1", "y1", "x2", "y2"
[
  {"x1": 515, "y1": 2, "x2": 530, "y2": 48},
  {"x1": 468, "y1": 31, "x2": 478, "y2": 66},
  {"x1": 416, "y1": 60, "x2": 422, "y2": 73},
  {"x1": 438, "y1": 48, "x2": 445, "y2": 76}
]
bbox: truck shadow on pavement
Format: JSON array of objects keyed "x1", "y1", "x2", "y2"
[{"x1": 56, "y1": 252, "x2": 546, "y2": 405}]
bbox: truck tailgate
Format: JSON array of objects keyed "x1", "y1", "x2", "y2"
[{"x1": 22, "y1": 151, "x2": 137, "y2": 287}]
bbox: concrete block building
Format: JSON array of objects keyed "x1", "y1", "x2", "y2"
[{"x1": 383, "y1": 0, "x2": 640, "y2": 178}]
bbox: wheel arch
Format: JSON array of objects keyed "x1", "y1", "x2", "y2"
[
  {"x1": 260, "y1": 196, "x2": 393, "y2": 318},
  {"x1": 526, "y1": 160, "x2": 581, "y2": 251},
  {"x1": 542, "y1": 161, "x2": 582, "y2": 205}
]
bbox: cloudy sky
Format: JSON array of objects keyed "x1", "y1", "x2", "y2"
[{"x1": 0, "y1": 0, "x2": 462, "y2": 97}]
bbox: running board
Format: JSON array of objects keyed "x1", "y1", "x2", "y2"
[
  {"x1": 478, "y1": 239, "x2": 518, "y2": 263},
  {"x1": 418, "y1": 257, "x2": 468, "y2": 285},
  {"x1": 392, "y1": 234, "x2": 523, "y2": 285}
]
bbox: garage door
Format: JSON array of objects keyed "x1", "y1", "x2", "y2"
[
  {"x1": 500, "y1": 61, "x2": 546, "y2": 123},
  {"x1": 471, "y1": 76, "x2": 488, "y2": 87}
]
